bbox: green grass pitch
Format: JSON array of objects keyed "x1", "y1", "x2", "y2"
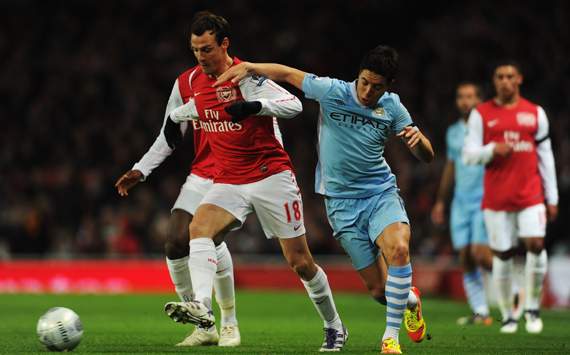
[{"x1": 0, "y1": 291, "x2": 568, "y2": 354}]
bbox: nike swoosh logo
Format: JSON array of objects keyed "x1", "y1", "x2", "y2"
[
  {"x1": 488, "y1": 119, "x2": 498, "y2": 127},
  {"x1": 294, "y1": 225, "x2": 302, "y2": 231}
]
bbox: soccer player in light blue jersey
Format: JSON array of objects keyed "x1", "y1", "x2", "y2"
[
  {"x1": 215, "y1": 45, "x2": 435, "y2": 354},
  {"x1": 431, "y1": 82, "x2": 494, "y2": 326}
]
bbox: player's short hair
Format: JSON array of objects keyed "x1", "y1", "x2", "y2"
[
  {"x1": 359, "y1": 45, "x2": 399, "y2": 83},
  {"x1": 190, "y1": 11, "x2": 230, "y2": 45},
  {"x1": 457, "y1": 81, "x2": 483, "y2": 99},
  {"x1": 492, "y1": 59, "x2": 523, "y2": 75}
]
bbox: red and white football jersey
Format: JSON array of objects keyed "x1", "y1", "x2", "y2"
[
  {"x1": 132, "y1": 67, "x2": 217, "y2": 180},
  {"x1": 463, "y1": 97, "x2": 558, "y2": 211},
  {"x1": 177, "y1": 68, "x2": 216, "y2": 179},
  {"x1": 181, "y1": 58, "x2": 302, "y2": 184}
]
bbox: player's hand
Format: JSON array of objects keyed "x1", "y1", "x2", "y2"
[
  {"x1": 397, "y1": 126, "x2": 422, "y2": 148},
  {"x1": 225, "y1": 101, "x2": 262, "y2": 122},
  {"x1": 431, "y1": 201, "x2": 446, "y2": 226},
  {"x1": 493, "y1": 143, "x2": 513, "y2": 157},
  {"x1": 163, "y1": 116, "x2": 182, "y2": 149},
  {"x1": 546, "y1": 204, "x2": 558, "y2": 222},
  {"x1": 213, "y1": 62, "x2": 253, "y2": 86},
  {"x1": 115, "y1": 170, "x2": 144, "y2": 197}
]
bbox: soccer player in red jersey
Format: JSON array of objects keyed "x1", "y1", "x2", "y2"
[
  {"x1": 114, "y1": 58, "x2": 243, "y2": 347},
  {"x1": 463, "y1": 61, "x2": 558, "y2": 334},
  {"x1": 163, "y1": 12, "x2": 348, "y2": 352}
]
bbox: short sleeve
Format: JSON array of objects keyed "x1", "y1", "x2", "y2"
[
  {"x1": 302, "y1": 74, "x2": 335, "y2": 101},
  {"x1": 387, "y1": 94, "x2": 413, "y2": 133}
]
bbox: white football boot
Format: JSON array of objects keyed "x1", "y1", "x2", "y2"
[
  {"x1": 176, "y1": 326, "x2": 219, "y2": 346},
  {"x1": 164, "y1": 301, "x2": 215, "y2": 328},
  {"x1": 218, "y1": 324, "x2": 241, "y2": 347},
  {"x1": 500, "y1": 318, "x2": 518, "y2": 334},
  {"x1": 524, "y1": 310, "x2": 543, "y2": 334}
]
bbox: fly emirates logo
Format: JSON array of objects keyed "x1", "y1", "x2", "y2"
[
  {"x1": 504, "y1": 131, "x2": 534, "y2": 152},
  {"x1": 191, "y1": 109, "x2": 243, "y2": 133}
]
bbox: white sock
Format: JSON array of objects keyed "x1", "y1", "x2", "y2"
[
  {"x1": 214, "y1": 242, "x2": 237, "y2": 326},
  {"x1": 524, "y1": 250, "x2": 547, "y2": 311},
  {"x1": 492, "y1": 256, "x2": 514, "y2": 321},
  {"x1": 188, "y1": 238, "x2": 217, "y2": 310},
  {"x1": 301, "y1": 265, "x2": 343, "y2": 331},
  {"x1": 166, "y1": 256, "x2": 194, "y2": 302}
]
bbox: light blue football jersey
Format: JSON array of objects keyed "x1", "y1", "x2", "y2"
[
  {"x1": 302, "y1": 74, "x2": 413, "y2": 198},
  {"x1": 446, "y1": 120, "x2": 484, "y2": 203}
]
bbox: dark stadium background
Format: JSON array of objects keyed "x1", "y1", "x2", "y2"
[{"x1": 1, "y1": 0, "x2": 568, "y2": 261}]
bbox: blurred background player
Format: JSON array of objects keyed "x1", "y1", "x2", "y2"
[
  {"x1": 162, "y1": 12, "x2": 348, "y2": 352},
  {"x1": 113, "y1": 18, "x2": 241, "y2": 348},
  {"x1": 215, "y1": 45, "x2": 435, "y2": 355},
  {"x1": 463, "y1": 61, "x2": 558, "y2": 334},
  {"x1": 431, "y1": 82, "x2": 493, "y2": 326}
]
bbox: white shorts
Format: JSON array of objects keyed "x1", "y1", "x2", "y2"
[
  {"x1": 171, "y1": 174, "x2": 213, "y2": 215},
  {"x1": 200, "y1": 170, "x2": 306, "y2": 239},
  {"x1": 483, "y1": 203, "x2": 547, "y2": 252}
]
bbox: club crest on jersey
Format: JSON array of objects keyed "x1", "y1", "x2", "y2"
[
  {"x1": 516, "y1": 112, "x2": 535, "y2": 127},
  {"x1": 216, "y1": 86, "x2": 237, "y2": 103},
  {"x1": 373, "y1": 107, "x2": 385, "y2": 117}
]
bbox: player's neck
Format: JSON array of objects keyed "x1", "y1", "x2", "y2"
[
  {"x1": 494, "y1": 94, "x2": 520, "y2": 108},
  {"x1": 213, "y1": 55, "x2": 235, "y2": 78}
]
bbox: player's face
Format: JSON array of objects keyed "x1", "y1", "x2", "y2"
[
  {"x1": 493, "y1": 65, "x2": 522, "y2": 101},
  {"x1": 356, "y1": 70, "x2": 389, "y2": 107},
  {"x1": 190, "y1": 31, "x2": 229, "y2": 76},
  {"x1": 455, "y1": 84, "x2": 481, "y2": 118}
]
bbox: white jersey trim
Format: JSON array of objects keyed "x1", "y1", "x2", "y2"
[{"x1": 535, "y1": 106, "x2": 558, "y2": 205}]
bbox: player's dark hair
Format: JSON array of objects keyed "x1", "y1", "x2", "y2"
[
  {"x1": 359, "y1": 45, "x2": 399, "y2": 82},
  {"x1": 492, "y1": 59, "x2": 523, "y2": 75},
  {"x1": 190, "y1": 11, "x2": 230, "y2": 45},
  {"x1": 457, "y1": 81, "x2": 483, "y2": 99}
]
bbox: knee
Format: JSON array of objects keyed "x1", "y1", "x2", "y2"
[
  {"x1": 526, "y1": 240, "x2": 544, "y2": 254},
  {"x1": 288, "y1": 256, "x2": 315, "y2": 280},
  {"x1": 165, "y1": 213, "x2": 190, "y2": 259},
  {"x1": 189, "y1": 220, "x2": 208, "y2": 239},
  {"x1": 469, "y1": 249, "x2": 486, "y2": 267},
  {"x1": 493, "y1": 249, "x2": 514, "y2": 260},
  {"x1": 386, "y1": 241, "x2": 409, "y2": 265}
]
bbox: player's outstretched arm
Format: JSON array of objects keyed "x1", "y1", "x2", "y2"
[
  {"x1": 214, "y1": 62, "x2": 307, "y2": 90},
  {"x1": 127, "y1": 80, "x2": 187, "y2": 186},
  {"x1": 397, "y1": 126, "x2": 434, "y2": 163}
]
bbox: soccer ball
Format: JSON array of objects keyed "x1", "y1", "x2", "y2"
[{"x1": 37, "y1": 307, "x2": 83, "y2": 352}]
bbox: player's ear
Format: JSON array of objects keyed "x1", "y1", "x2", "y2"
[{"x1": 221, "y1": 37, "x2": 230, "y2": 50}]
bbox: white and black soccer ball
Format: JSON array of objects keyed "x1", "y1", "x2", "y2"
[{"x1": 37, "y1": 307, "x2": 83, "y2": 352}]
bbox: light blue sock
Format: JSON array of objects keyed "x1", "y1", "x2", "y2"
[
  {"x1": 383, "y1": 263, "x2": 412, "y2": 342},
  {"x1": 463, "y1": 270, "x2": 489, "y2": 316}
]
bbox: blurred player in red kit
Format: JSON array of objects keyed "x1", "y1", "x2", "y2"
[{"x1": 463, "y1": 61, "x2": 558, "y2": 334}]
